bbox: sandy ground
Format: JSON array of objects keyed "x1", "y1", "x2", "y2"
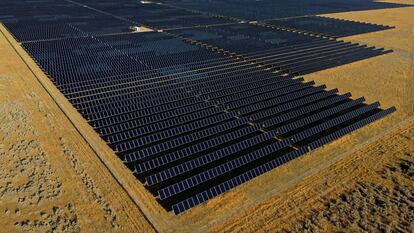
[{"x1": 0, "y1": 1, "x2": 413, "y2": 232}]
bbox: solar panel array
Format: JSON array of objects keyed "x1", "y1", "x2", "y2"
[
  {"x1": 1, "y1": 0, "x2": 397, "y2": 215},
  {"x1": 62, "y1": 0, "x2": 234, "y2": 29},
  {"x1": 75, "y1": 0, "x2": 235, "y2": 30},
  {"x1": 0, "y1": 0, "x2": 234, "y2": 42},
  {"x1": 170, "y1": 24, "x2": 392, "y2": 75},
  {"x1": 262, "y1": 16, "x2": 394, "y2": 38},
  {"x1": 22, "y1": 32, "x2": 395, "y2": 214},
  {"x1": 0, "y1": 0, "x2": 136, "y2": 42}
]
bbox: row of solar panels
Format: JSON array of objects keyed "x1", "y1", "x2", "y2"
[{"x1": 22, "y1": 30, "x2": 395, "y2": 214}]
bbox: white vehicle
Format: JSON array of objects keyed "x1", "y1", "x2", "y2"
[{"x1": 130, "y1": 26, "x2": 141, "y2": 32}]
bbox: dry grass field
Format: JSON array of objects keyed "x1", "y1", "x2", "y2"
[{"x1": 0, "y1": 1, "x2": 413, "y2": 232}]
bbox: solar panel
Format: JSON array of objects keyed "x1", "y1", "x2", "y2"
[
  {"x1": 149, "y1": 98, "x2": 364, "y2": 191},
  {"x1": 293, "y1": 49, "x2": 392, "y2": 75},
  {"x1": 148, "y1": 128, "x2": 275, "y2": 183}
]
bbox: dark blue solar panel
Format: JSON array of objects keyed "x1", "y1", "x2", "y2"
[
  {"x1": 145, "y1": 126, "x2": 274, "y2": 184},
  {"x1": 92, "y1": 102, "x2": 215, "y2": 129},
  {"x1": 154, "y1": 98, "x2": 368, "y2": 199}
]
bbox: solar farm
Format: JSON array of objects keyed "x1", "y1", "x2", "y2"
[{"x1": 0, "y1": 0, "x2": 413, "y2": 232}]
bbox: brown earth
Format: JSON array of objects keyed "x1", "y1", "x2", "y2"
[{"x1": 0, "y1": 1, "x2": 413, "y2": 232}]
